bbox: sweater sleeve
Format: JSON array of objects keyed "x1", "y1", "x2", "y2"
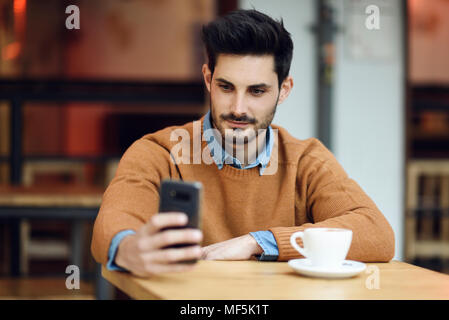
[
  {"x1": 90, "y1": 138, "x2": 174, "y2": 265},
  {"x1": 269, "y1": 139, "x2": 395, "y2": 263}
]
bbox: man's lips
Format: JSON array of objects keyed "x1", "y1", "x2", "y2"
[{"x1": 226, "y1": 120, "x2": 251, "y2": 128}]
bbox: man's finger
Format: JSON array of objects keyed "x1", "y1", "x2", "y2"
[
  {"x1": 151, "y1": 229, "x2": 202, "y2": 250},
  {"x1": 136, "y1": 229, "x2": 202, "y2": 251},
  {"x1": 148, "y1": 246, "x2": 203, "y2": 264},
  {"x1": 144, "y1": 212, "x2": 188, "y2": 234}
]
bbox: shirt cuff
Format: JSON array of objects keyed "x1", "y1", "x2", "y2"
[
  {"x1": 107, "y1": 230, "x2": 136, "y2": 271},
  {"x1": 249, "y1": 231, "x2": 279, "y2": 261}
]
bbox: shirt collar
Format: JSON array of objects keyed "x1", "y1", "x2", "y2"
[{"x1": 203, "y1": 110, "x2": 274, "y2": 175}]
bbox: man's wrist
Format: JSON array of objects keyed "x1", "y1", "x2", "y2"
[
  {"x1": 115, "y1": 234, "x2": 136, "y2": 270},
  {"x1": 247, "y1": 234, "x2": 264, "y2": 256}
]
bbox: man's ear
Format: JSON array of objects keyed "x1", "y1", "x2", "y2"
[
  {"x1": 277, "y1": 76, "x2": 294, "y2": 105},
  {"x1": 202, "y1": 64, "x2": 212, "y2": 93}
]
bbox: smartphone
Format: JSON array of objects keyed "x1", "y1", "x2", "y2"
[{"x1": 158, "y1": 179, "x2": 203, "y2": 263}]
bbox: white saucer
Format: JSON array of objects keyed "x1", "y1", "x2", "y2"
[{"x1": 288, "y1": 259, "x2": 367, "y2": 279}]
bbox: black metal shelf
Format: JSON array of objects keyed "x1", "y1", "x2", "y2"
[
  {"x1": 409, "y1": 85, "x2": 449, "y2": 159},
  {"x1": 0, "y1": 78, "x2": 206, "y2": 184},
  {"x1": 0, "y1": 155, "x2": 121, "y2": 163},
  {"x1": 0, "y1": 78, "x2": 205, "y2": 103}
]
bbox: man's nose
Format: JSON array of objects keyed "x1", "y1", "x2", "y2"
[{"x1": 230, "y1": 93, "x2": 248, "y2": 115}]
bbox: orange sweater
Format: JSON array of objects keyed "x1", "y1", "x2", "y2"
[{"x1": 91, "y1": 116, "x2": 395, "y2": 264}]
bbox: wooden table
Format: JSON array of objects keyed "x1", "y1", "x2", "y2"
[
  {"x1": 102, "y1": 260, "x2": 449, "y2": 300},
  {"x1": 0, "y1": 185, "x2": 112, "y2": 299}
]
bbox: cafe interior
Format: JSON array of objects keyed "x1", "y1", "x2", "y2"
[{"x1": 0, "y1": 0, "x2": 448, "y2": 299}]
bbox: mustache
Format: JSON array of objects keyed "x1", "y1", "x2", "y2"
[{"x1": 220, "y1": 113, "x2": 256, "y2": 124}]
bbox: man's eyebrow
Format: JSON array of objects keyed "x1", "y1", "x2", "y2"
[
  {"x1": 249, "y1": 83, "x2": 271, "y2": 89},
  {"x1": 215, "y1": 78, "x2": 234, "y2": 86},
  {"x1": 215, "y1": 78, "x2": 271, "y2": 88}
]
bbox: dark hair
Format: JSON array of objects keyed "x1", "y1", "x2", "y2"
[{"x1": 202, "y1": 9, "x2": 293, "y2": 87}]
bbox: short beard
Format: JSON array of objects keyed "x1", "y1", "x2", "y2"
[{"x1": 209, "y1": 93, "x2": 279, "y2": 141}]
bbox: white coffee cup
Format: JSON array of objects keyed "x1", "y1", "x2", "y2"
[{"x1": 290, "y1": 228, "x2": 353, "y2": 268}]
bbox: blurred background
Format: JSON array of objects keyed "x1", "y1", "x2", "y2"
[{"x1": 0, "y1": 0, "x2": 448, "y2": 299}]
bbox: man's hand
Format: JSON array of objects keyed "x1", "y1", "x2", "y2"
[
  {"x1": 201, "y1": 234, "x2": 264, "y2": 260},
  {"x1": 114, "y1": 212, "x2": 203, "y2": 277}
]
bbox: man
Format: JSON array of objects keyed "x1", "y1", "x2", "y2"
[{"x1": 91, "y1": 9, "x2": 395, "y2": 277}]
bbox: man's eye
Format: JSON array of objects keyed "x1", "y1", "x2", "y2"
[
  {"x1": 251, "y1": 88, "x2": 265, "y2": 96},
  {"x1": 219, "y1": 84, "x2": 232, "y2": 91}
]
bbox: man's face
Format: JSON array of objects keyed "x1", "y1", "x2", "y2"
[{"x1": 203, "y1": 54, "x2": 290, "y2": 144}]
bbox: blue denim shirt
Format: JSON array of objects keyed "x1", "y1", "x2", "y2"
[{"x1": 107, "y1": 112, "x2": 279, "y2": 271}]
